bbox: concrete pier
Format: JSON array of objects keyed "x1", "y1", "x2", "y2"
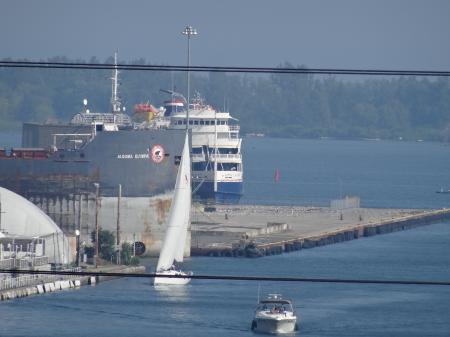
[
  {"x1": 191, "y1": 205, "x2": 450, "y2": 257},
  {"x1": 0, "y1": 265, "x2": 145, "y2": 301}
]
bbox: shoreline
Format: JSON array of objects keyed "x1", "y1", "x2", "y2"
[{"x1": 0, "y1": 265, "x2": 145, "y2": 302}]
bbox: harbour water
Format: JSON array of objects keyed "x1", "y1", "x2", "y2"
[
  {"x1": 1, "y1": 222, "x2": 449, "y2": 337},
  {"x1": 1, "y1": 135, "x2": 450, "y2": 336},
  {"x1": 242, "y1": 137, "x2": 450, "y2": 209}
]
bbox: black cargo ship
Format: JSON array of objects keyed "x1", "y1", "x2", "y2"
[
  {"x1": 0, "y1": 54, "x2": 187, "y2": 256},
  {"x1": 2, "y1": 121, "x2": 185, "y2": 199}
]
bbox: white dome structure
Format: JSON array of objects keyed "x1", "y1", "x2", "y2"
[{"x1": 0, "y1": 187, "x2": 70, "y2": 264}]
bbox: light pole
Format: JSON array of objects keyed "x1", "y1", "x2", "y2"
[
  {"x1": 75, "y1": 229, "x2": 80, "y2": 267},
  {"x1": 116, "y1": 184, "x2": 121, "y2": 265},
  {"x1": 94, "y1": 183, "x2": 100, "y2": 268},
  {"x1": 181, "y1": 25, "x2": 198, "y2": 129}
]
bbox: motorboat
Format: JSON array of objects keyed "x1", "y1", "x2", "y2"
[{"x1": 251, "y1": 294, "x2": 298, "y2": 334}]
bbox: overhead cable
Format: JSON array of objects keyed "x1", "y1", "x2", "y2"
[
  {"x1": 0, "y1": 269, "x2": 449, "y2": 286},
  {"x1": 0, "y1": 60, "x2": 450, "y2": 77}
]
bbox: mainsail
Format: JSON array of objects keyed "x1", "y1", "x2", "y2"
[{"x1": 156, "y1": 132, "x2": 191, "y2": 271}]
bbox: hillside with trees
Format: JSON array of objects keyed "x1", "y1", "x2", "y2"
[{"x1": 1, "y1": 58, "x2": 449, "y2": 141}]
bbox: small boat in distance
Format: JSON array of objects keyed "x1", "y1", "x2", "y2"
[
  {"x1": 274, "y1": 169, "x2": 280, "y2": 183},
  {"x1": 251, "y1": 294, "x2": 298, "y2": 334},
  {"x1": 436, "y1": 187, "x2": 450, "y2": 194},
  {"x1": 154, "y1": 132, "x2": 193, "y2": 286}
]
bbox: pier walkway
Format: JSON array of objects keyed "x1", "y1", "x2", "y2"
[{"x1": 191, "y1": 205, "x2": 450, "y2": 257}]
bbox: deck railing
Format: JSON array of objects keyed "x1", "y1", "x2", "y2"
[
  {"x1": 0, "y1": 267, "x2": 82, "y2": 291},
  {"x1": 210, "y1": 153, "x2": 241, "y2": 160},
  {"x1": 191, "y1": 153, "x2": 241, "y2": 160}
]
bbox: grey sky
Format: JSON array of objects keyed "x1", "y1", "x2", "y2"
[{"x1": 1, "y1": 0, "x2": 450, "y2": 70}]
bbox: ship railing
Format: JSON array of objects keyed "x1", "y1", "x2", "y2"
[
  {"x1": 191, "y1": 153, "x2": 241, "y2": 160},
  {"x1": 0, "y1": 259, "x2": 14, "y2": 269},
  {"x1": 210, "y1": 153, "x2": 241, "y2": 160},
  {"x1": 191, "y1": 153, "x2": 205, "y2": 160},
  {"x1": 217, "y1": 133, "x2": 240, "y2": 140},
  {"x1": 229, "y1": 125, "x2": 240, "y2": 131},
  {"x1": 0, "y1": 267, "x2": 82, "y2": 291}
]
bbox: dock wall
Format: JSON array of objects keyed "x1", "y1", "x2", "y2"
[
  {"x1": 0, "y1": 266, "x2": 145, "y2": 302},
  {"x1": 191, "y1": 208, "x2": 450, "y2": 258}
]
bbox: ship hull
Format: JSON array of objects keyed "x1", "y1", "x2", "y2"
[
  {"x1": 193, "y1": 181, "x2": 243, "y2": 204},
  {"x1": 253, "y1": 317, "x2": 297, "y2": 334},
  {"x1": 0, "y1": 127, "x2": 187, "y2": 256}
]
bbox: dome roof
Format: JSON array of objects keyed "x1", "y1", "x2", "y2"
[
  {"x1": 0, "y1": 186, "x2": 62, "y2": 237},
  {"x1": 0, "y1": 187, "x2": 69, "y2": 264}
]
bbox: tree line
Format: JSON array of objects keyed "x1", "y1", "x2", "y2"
[{"x1": 1, "y1": 58, "x2": 449, "y2": 141}]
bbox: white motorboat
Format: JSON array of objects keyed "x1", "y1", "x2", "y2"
[
  {"x1": 154, "y1": 132, "x2": 193, "y2": 286},
  {"x1": 251, "y1": 294, "x2": 298, "y2": 334}
]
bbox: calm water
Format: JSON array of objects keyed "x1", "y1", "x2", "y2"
[
  {"x1": 1, "y1": 223, "x2": 449, "y2": 337},
  {"x1": 1, "y1": 134, "x2": 450, "y2": 336},
  {"x1": 242, "y1": 137, "x2": 450, "y2": 209}
]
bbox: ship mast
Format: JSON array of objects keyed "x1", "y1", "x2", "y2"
[
  {"x1": 0, "y1": 194, "x2": 3, "y2": 232},
  {"x1": 111, "y1": 51, "x2": 121, "y2": 114}
]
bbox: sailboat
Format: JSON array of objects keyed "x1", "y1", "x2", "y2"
[{"x1": 154, "y1": 132, "x2": 193, "y2": 285}]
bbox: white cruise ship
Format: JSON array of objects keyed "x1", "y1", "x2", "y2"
[{"x1": 163, "y1": 92, "x2": 243, "y2": 203}]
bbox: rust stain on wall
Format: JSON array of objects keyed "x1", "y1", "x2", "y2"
[{"x1": 154, "y1": 198, "x2": 171, "y2": 225}]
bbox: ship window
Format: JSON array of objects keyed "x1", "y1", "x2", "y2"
[
  {"x1": 189, "y1": 120, "x2": 193, "y2": 125},
  {"x1": 205, "y1": 120, "x2": 210, "y2": 125},
  {"x1": 192, "y1": 147, "x2": 202, "y2": 154},
  {"x1": 194, "y1": 120, "x2": 199, "y2": 125},
  {"x1": 210, "y1": 120, "x2": 215, "y2": 125},
  {"x1": 200, "y1": 120, "x2": 205, "y2": 125},
  {"x1": 182, "y1": 120, "x2": 186, "y2": 124},
  {"x1": 218, "y1": 148, "x2": 238, "y2": 154},
  {"x1": 217, "y1": 163, "x2": 238, "y2": 171},
  {"x1": 174, "y1": 155, "x2": 181, "y2": 165},
  {"x1": 192, "y1": 162, "x2": 208, "y2": 170}
]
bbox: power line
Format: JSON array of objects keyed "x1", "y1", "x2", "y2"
[
  {"x1": 0, "y1": 60, "x2": 450, "y2": 77},
  {"x1": 0, "y1": 269, "x2": 449, "y2": 286}
]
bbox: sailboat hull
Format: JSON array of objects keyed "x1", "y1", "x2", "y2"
[{"x1": 154, "y1": 270, "x2": 192, "y2": 285}]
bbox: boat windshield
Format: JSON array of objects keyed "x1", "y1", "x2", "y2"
[{"x1": 256, "y1": 302, "x2": 293, "y2": 313}]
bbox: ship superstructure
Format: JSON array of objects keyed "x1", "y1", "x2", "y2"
[{"x1": 163, "y1": 92, "x2": 243, "y2": 203}]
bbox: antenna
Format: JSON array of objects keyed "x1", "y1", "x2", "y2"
[
  {"x1": 159, "y1": 89, "x2": 187, "y2": 104},
  {"x1": 110, "y1": 51, "x2": 122, "y2": 114}
]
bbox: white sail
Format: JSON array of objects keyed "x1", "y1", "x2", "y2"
[{"x1": 156, "y1": 132, "x2": 191, "y2": 271}]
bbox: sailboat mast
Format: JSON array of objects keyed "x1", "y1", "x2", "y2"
[{"x1": 214, "y1": 109, "x2": 218, "y2": 192}]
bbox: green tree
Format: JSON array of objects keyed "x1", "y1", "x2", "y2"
[
  {"x1": 2, "y1": 56, "x2": 450, "y2": 140},
  {"x1": 120, "y1": 242, "x2": 140, "y2": 266},
  {"x1": 91, "y1": 228, "x2": 116, "y2": 261}
]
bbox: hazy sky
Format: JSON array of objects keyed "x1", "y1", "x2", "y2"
[{"x1": 1, "y1": 0, "x2": 450, "y2": 70}]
